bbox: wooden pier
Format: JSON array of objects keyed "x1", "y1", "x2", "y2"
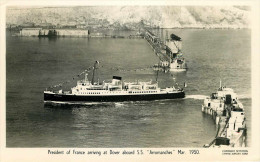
[{"x1": 144, "y1": 30, "x2": 169, "y2": 62}]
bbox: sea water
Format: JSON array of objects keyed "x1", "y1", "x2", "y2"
[{"x1": 6, "y1": 29, "x2": 251, "y2": 147}]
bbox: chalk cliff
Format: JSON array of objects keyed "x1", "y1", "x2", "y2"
[{"x1": 6, "y1": 6, "x2": 250, "y2": 29}]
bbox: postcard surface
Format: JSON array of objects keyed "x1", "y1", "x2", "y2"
[{"x1": 1, "y1": 0, "x2": 259, "y2": 161}]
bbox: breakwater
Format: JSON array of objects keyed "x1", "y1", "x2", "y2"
[
  {"x1": 19, "y1": 28, "x2": 89, "y2": 37},
  {"x1": 17, "y1": 28, "x2": 146, "y2": 39}
]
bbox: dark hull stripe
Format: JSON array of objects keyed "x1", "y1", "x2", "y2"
[{"x1": 44, "y1": 92, "x2": 185, "y2": 102}]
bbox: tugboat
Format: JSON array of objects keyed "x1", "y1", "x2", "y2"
[
  {"x1": 202, "y1": 81, "x2": 247, "y2": 147},
  {"x1": 44, "y1": 61, "x2": 185, "y2": 102}
]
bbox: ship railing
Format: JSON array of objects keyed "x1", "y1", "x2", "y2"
[
  {"x1": 86, "y1": 88, "x2": 108, "y2": 90},
  {"x1": 77, "y1": 81, "x2": 91, "y2": 86},
  {"x1": 64, "y1": 91, "x2": 71, "y2": 94}
]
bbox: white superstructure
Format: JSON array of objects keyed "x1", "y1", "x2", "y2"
[{"x1": 67, "y1": 74, "x2": 179, "y2": 96}]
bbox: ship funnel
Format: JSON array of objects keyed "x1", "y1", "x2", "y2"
[{"x1": 112, "y1": 76, "x2": 122, "y2": 85}]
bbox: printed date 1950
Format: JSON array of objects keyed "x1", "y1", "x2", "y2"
[{"x1": 189, "y1": 150, "x2": 200, "y2": 154}]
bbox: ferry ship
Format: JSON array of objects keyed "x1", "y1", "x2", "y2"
[
  {"x1": 202, "y1": 83, "x2": 246, "y2": 147},
  {"x1": 44, "y1": 62, "x2": 185, "y2": 102}
]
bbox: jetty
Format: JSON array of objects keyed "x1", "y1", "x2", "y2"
[
  {"x1": 19, "y1": 28, "x2": 90, "y2": 37},
  {"x1": 144, "y1": 30, "x2": 168, "y2": 62},
  {"x1": 144, "y1": 29, "x2": 187, "y2": 71},
  {"x1": 202, "y1": 85, "x2": 247, "y2": 147}
]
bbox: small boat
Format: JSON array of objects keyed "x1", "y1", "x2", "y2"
[{"x1": 44, "y1": 61, "x2": 185, "y2": 102}]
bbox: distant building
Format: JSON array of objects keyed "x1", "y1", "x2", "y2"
[
  {"x1": 55, "y1": 29, "x2": 89, "y2": 37},
  {"x1": 20, "y1": 22, "x2": 35, "y2": 28},
  {"x1": 20, "y1": 28, "x2": 41, "y2": 36},
  {"x1": 76, "y1": 25, "x2": 86, "y2": 29},
  {"x1": 39, "y1": 29, "x2": 50, "y2": 36},
  {"x1": 87, "y1": 23, "x2": 101, "y2": 29},
  {"x1": 19, "y1": 28, "x2": 89, "y2": 37},
  {"x1": 7, "y1": 24, "x2": 18, "y2": 29},
  {"x1": 37, "y1": 23, "x2": 54, "y2": 29},
  {"x1": 61, "y1": 25, "x2": 77, "y2": 28}
]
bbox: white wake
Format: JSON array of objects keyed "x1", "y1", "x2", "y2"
[{"x1": 185, "y1": 95, "x2": 208, "y2": 100}]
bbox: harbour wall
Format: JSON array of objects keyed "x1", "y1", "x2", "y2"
[
  {"x1": 19, "y1": 28, "x2": 42, "y2": 36},
  {"x1": 20, "y1": 28, "x2": 90, "y2": 37},
  {"x1": 18, "y1": 28, "x2": 144, "y2": 38},
  {"x1": 202, "y1": 105, "x2": 246, "y2": 147}
]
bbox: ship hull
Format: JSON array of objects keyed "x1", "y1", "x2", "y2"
[{"x1": 44, "y1": 91, "x2": 185, "y2": 102}]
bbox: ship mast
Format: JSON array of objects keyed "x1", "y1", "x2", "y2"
[
  {"x1": 156, "y1": 70, "x2": 159, "y2": 82},
  {"x1": 156, "y1": 60, "x2": 160, "y2": 82}
]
